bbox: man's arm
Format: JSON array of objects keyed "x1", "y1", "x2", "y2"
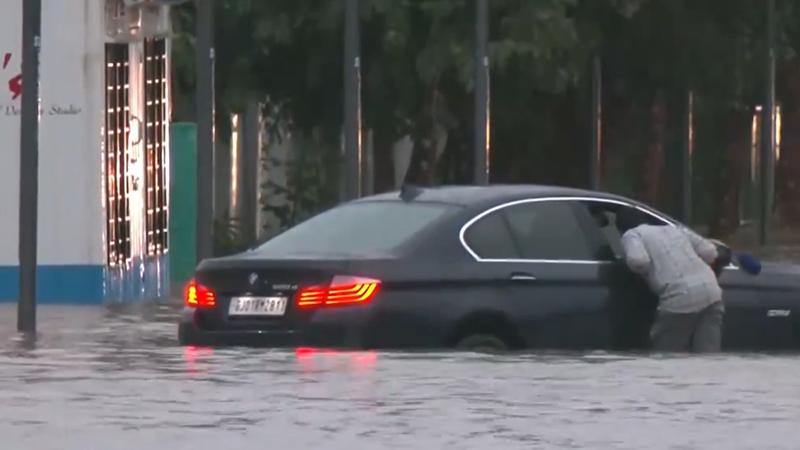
[
  {"x1": 682, "y1": 227, "x2": 718, "y2": 264},
  {"x1": 621, "y1": 231, "x2": 651, "y2": 275}
]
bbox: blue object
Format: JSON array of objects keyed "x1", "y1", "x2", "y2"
[
  {"x1": 736, "y1": 252, "x2": 762, "y2": 275},
  {"x1": 0, "y1": 254, "x2": 170, "y2": 305},
  {"x1": 0, "y1": 265, "x2": 104, "y2": 304}
]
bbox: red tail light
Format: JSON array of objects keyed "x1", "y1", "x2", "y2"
[
  {"x1": 184, "y1": 278, "x2": 217, "y2": 309},
  {"x1": 297, "y1": 276, "x2": 381, "y2": 309}
]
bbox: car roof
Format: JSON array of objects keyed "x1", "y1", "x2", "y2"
[{"x1": 357, "y1": 184, "x2": 637, "y2": 208}]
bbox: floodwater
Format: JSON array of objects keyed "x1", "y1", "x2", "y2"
[{"x1": 1, "y1": 304, "x2": 799, "y2": 450}]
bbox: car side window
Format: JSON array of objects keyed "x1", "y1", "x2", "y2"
[
  {"x1": 580, "y1": 201, "x2": 669, "y2": 260},
  {"x1": 463, "y1": 210, "x2": 520, "y2": 259},
  {"x1": 501, "y1": 201, "x2": 598, "y2": 260}
]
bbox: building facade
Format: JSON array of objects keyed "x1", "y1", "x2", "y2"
[{"x1": 0, "y1": 0, "x2": 173, "y2": 304}]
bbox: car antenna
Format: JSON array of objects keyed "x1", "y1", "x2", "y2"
[{"x1": 400, "y1": 183, "x2": 424, "y2": 202}]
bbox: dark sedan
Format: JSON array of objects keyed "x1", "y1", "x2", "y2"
[{"x1": 178, "y1": 184, "x2": 800, "y2": 351}]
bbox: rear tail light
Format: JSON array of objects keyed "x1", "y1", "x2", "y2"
[
  {"x1": 297, "y1": 276, "x2": 381, "y2": 309},
  {"x1": 184, "y1": 278, "x2": 217, "y2": 309}
]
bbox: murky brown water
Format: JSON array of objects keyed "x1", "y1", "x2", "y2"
[{"x1": 1, "y1": 304, "x2": 799, "y2": 450}]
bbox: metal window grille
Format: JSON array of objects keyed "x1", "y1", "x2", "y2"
[
  {"x1": 144, "y1": 38, "x2": 169, "y2": 255},
  {"x1": 104, "y1": 43, "x2": 132, "y2": 266}
]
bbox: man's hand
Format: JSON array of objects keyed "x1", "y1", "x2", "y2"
[{"x1": 683, "y1": 228, "x2": 718, "y2": 265}]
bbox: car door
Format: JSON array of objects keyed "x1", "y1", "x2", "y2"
[
  {"x1": 574, "y1": 200, "x2": 662, "y2": 350},
  {"x1": 577, "y1": 198, "x2": 791, "y2": 352},
  {"x1": 461, "y1": 199, "x2": 614, "y2": 350},
  {"x1": 716, "y1": 265, "x2": 796, "y2": 351}
]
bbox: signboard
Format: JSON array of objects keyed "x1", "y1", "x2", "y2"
[{"x1": 0, "y1": 1, "x2": 103, "y2": 266}]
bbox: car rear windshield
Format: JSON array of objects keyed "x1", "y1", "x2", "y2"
[{"x1": 254, "y1": 201, "x2": 457, "y2": 257}]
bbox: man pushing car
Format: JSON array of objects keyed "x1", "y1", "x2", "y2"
[{"x1": 615, "y1": 209, "x2": 725, "y2": 353}]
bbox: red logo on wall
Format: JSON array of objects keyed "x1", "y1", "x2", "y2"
[{"x1": 3, "y1": 52, "x2": 22, "y2": 100}]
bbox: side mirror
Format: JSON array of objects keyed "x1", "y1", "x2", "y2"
[{"x1": 709, "y1": 239, "x2": 762, "y2": 276}]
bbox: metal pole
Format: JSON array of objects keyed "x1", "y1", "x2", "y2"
[
  {"x1": 473, "y1": 0, "x2": 490, "y2": 185},
  {"x1": 196, "y1": 0, "x2": 215, "y2": 262},
  {"x1": 343, "y1": 0, "x2": 362, "y2": 200},
  {"x1": 760, "y1": 0, "x2": 776, "y2": 245},
  {"x1": 18, "y1": 0, "x2": 42, "y2": 334},
  {"x1": 240, "y1": 101, "x2": 260, "y2": 244},
  {"x1": 589, "y1": 53, "x2": 602, "y2": 190},
  {"x1": 363, "y1": 129, "x2": 374, "y2": 196},
  {"x1": 681, "y1": 90, "x2": 694, "y2": 224}
]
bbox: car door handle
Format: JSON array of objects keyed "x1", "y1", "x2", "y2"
[{"x1": 510, "y1": 273, "x2": 537, "y2": 281}]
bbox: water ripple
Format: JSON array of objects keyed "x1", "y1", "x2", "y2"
[{"x1": 2, "y1": 304, "x2": 800, "y2": 449}]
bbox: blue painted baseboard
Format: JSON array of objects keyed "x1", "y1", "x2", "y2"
[
  {"x1": 0, "y1": 254, "x2": 170, "y2": 304},
  {"x1": 105, "y1": 254, "x2": 170, "y2": 304},
  {"x1": 0, "y1": 265, "x2": 104, "y2": 304}
]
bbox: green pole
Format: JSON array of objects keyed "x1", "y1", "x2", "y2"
[{"x1": 170, "y1": 123, "x2": 198, "y2": 286}]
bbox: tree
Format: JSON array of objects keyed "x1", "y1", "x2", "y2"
[{"x1": 170, "y1": 0, "x2": 800, "y2": 242}]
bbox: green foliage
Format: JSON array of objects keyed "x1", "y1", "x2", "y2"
[
  {"x1": 170, "y1": 0, "x2": 800, "y2": 232},
  {"x1": 171, "y1": 0, "x2": 789, "y2": 135},
  {"x1": 172, "y1": 0, "x2": 617, "y2": 133},
  {"x1": 212, "y1": 215, "x2": 248, "y2": 256},
  {"x1": 259, "y1": 135, "x2": 342, "y2": 235}
]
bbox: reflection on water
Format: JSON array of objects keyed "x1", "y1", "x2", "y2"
[
  {"x1": 1, "y1": 304, "x2": 800, "y2": 450},
  {"x1": 294, "y1": 347, "x2": 379, "y2": 375}
]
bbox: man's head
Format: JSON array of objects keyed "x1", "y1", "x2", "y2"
[
  {"x1": 615, "y1": 207, "x2": 644, "y2": 234},
  {"x1": 588, "y1": 206, "x2": 610, "y2": 227}
]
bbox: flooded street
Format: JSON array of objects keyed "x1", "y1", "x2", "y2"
[{"x1": 1, "y1": 305, "x2": 799, "y2": 450}]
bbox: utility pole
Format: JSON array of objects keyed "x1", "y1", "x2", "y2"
[
  {"x1": 681, "y1": 90, "x2": 694, "y2": 224},
  {"x1": 196, "y1": 0, "x2": 215, "y2": 262},
  {"x1": 589, "y1": 54, "x2": 602, "y2": 190},
  {"x1": 240, "y1": 101, "x2": 260, "y2": 244},
  {"x1": 473, "y1": 0, "x2": 490, "y2": 185},
  {"x1": 18, "y1": 0, "x2": 42, "y2": 333},
  {"x1": 759, "y1": 0, "x2": 776, "y2": 246},
  {"x1": 343, "y1": 0, "x2": 362, "y2": 200}
]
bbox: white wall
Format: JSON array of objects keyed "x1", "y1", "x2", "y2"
[
  {"x1": 0, "y1": 1, "x2": 23, "y2": 265},
  {"x1": 0, "y1": 0, "x2": 104, "y2": 266}
]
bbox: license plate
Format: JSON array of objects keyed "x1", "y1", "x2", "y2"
[{"x1": 228, "y1": 296, "x2": 287, "y2": 316}]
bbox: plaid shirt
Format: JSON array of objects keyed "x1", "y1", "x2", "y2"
[{"x1": 621, "y1": 224, "x2": 722, "y2": 314}]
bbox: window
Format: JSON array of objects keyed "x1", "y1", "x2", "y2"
[
  {"x1": 144, "y1": 38, "x2": 169, "y2": 256},
  {"x1": 104, "y1": 43, "x2": 131, "y2": 266},
  {"x1": 581, "y1": 200, "x2": 671, "y2": 260},
  {"x1": 255, "y1": 201, "x2": 457, "y2": 257},
  {"x1": 584, "y1": 205, "x2": 625, "y2": 259},
  {"x1": 502, "y1": 201, "x2": 597, "y2": 260},
  {"x1": 462, "y1": 211, "x2": 519, "y2": 259}
]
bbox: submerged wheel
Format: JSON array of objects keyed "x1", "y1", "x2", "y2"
[{"x1": 455, "y1": 333, "x2": 509, "y2": 353}]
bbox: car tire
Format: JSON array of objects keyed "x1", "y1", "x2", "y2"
[{"x1": 455, "y1": 334, "x2": 509, "y2": 353}]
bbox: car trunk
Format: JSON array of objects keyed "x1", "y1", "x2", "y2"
[{"x1": 192, "y1": 256, "x2": 380, "y2": 331}]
